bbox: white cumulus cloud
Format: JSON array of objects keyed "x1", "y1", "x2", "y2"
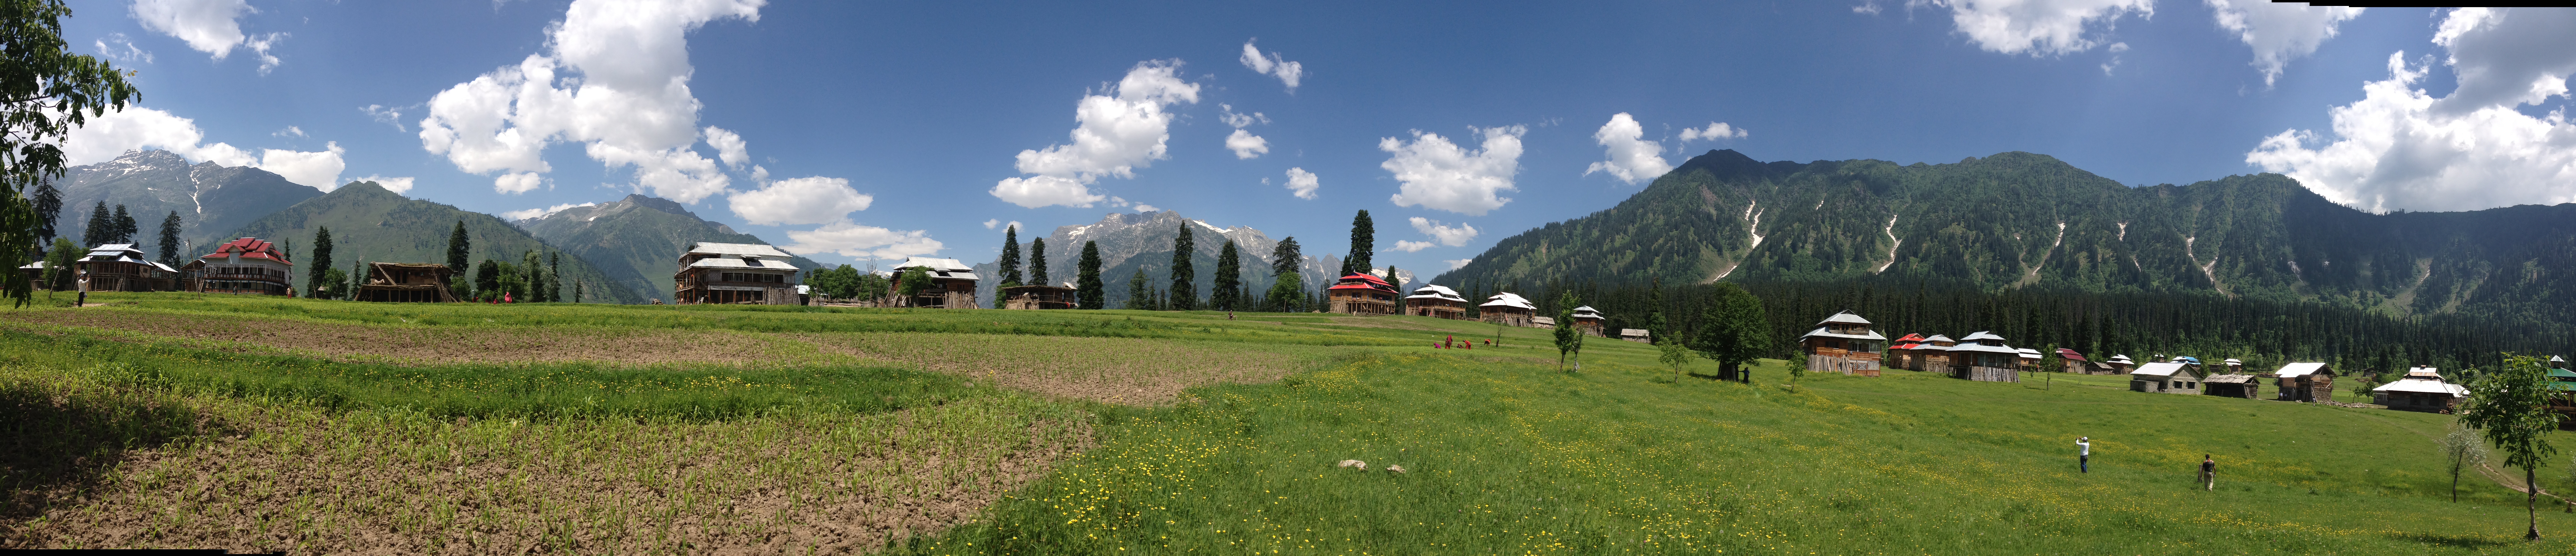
[
  {"x1": 704, "y1": 126, "x2": 750, "y2": 168},
  {"x1": 95, "y1": 32, "x2": 152, "y2": 64},
  {"x1": 500, "y1": 202, "x2": 597, "y2": 221},
  {"x1": 1382, "y1": 125, "x2": 1524, "y2": 216},
  {"x1": 1445, "y1": 258, "x2": 1473, "y2": 271},
  {"x1": 1283, "y1": 167, "x2": 1319, "y2": 199},
  {"x1": 1584, "y1": 113, "x2": 1672, "y2": 185},
  {"x1": 2244, "y1": 8, "x2": 2576, "y2": 213},
  {"x1": 1132, "y1": 204, "x2": 1161, "y2": 213},
  {"x1": 494, "y1": 172, "x2": 544, "y2": 194},
  {"x1": 417, "y1": 0, "x2": 761, "y2": 203},
  {"x1": 2206, "y1": 0, "x2": 2364, "y2": 86},
  {"x1": 728, "y1": 176, "x2": 874, "y2": 226},
  {"x1": 129, "y1": 0, "x2": 251, "y2": 59},
  {"x1": 1238, "y1": 39, "x2": 1303, "y2": 91},
  {"x1": 784, "y1": 220, "x2": 944, "y2": 260},
  {"x1": 983, "y1": 219, "x2": 1023, "y2": 231},
  {"x1": 61, "y1": 106, "x2": 356, "y2": 189},
  {"x1": 1388, "y1": 240, "x2": 1436, "y2": 253},
  {"x1": 256, "y1": 142, "x2": 345, "y2": 191},
  {"x1": 349, "y1": 175, "x2": 416, "y2": 195},
  {"x1": 1408, "y1": 217, "x2": 1480, "y2": 247},
  {"x1": 989, "y1": 60, "x2": 1200, "y2": 208},
  {"x1": 1914, "y1": 0, "x2": 2154, "y2": 57},
  {"x1": 1678, "y1": 122, "x2": 1748, "y2": 141},
  {"x1": 1225, "y1": 129, "x2": 1269, "y2": 159}
]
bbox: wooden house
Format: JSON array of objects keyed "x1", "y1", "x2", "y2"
[
  {"x1": 1532, "y1": 316, "x2": 1557, "y2": 327},
  {"x1": 1403, "y1": 285, "x2": 1470, "y2": 319},
  {"x1": 1000, "y1": 284, "x2": 1076, "y2": 310},
  {"x1": 2130, "y1": 360, "x2": 2205, "y2": 394},
  {"x1": 2103, "y1": 355, "x2": 2135, "y2": 374},
  {"x1": 2373, "y1": 367, "x2": 2467, "y2": 412},
  {"x1": 1619, "y1": 329, "x2": 1652, "y2": 343},
  {"x1": 2268, "y1": 362, "x2": 2336, "y2": 402},
  {"x1": 14, "y1": 261, "x2": 54, "y2": 290},
  {"x1": 1797, "y1": 311, "x2": 1886, "y2": 376},
  {"x1": 1326, "y1": 273, "x2": 1401, "y2": 315},
  {"x1": 2204, "y1": 375, "x2": 2263, "y2": 399},
  {"x1": 886, "y1": 256, "x2": 981, "y2": 309},
  {"x1": 2548, "y1": 358, "x2": 2576, "y2": 429},
  {"x1": 1908, "y1": 334, "x2": 1959, "y2": 374},
  {"x1": 674, "y1": 242, "x2": 803, "y2": 305},
  {"x1": 1884, "y1": 334, "x2": 1927, "y2": 371},
  {"x1": 2016, "y1": 347, "x2": 2044, "y2": 371},
  {"x1": 1478, "y1": 292, "x2": 1535, "y2": 326},
  {"x1": 355, "y1": 263, "x2": 458, "y2": 303},
  {"x1": 74, "y1": 244, "x2": 178, "y2": 292},
  {"x1": 1944, "y1": 331, "x2": 2023, "y2": 382},
  {"x1": 182, "y1": 237, "x2": 293, "y2": 296},
  {"x1": 1569, "y1": 306, "x2": 1608, "y2": 336},
  {"x1": 2221, "y1": 358, "x2": 2247, "y2": 374}
]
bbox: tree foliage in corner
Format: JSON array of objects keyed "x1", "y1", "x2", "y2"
[
  {"x1": 2460, "y1": 354, "x2": 2563, "y2": 541},
  {"x1": 0, "y1": 0, "x2": 136, "y2": 306}
]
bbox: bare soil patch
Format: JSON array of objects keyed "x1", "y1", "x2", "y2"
[
  {"x1": 0, "y1": 309, "x2": 787, "y2": 366},
  {"x1": 797, "y1": 332, "x2": 1319, "y2": 405}
]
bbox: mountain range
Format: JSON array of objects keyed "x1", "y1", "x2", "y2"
[
  {"x1": 53, "y1": 150, "x2": 323, "y2": 251},
  {"x1": 1434, "y1": 149, "x2": 2576, "y2": 325},
  {"x1": 517, "y1": 195, "x2": 820, "y2": 302},
  {"x1": 219, "y1": 182, "x2": 649, "y2": 304}
]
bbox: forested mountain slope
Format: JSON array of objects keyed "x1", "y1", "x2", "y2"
[
  {"x1": 519, "y1": 194, "x2": 819, "y2": 302},
  {"x1": 1435, "y1": 149, "x2": 2576, "y2": 323},
  {"x1": 220, "y1": 182, "x2": 647, "y2": 304},
  {"x1": 60, "y1": 150, "x2": 323, "y2": 248}
]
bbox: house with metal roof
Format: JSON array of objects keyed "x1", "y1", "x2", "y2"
[
  {"x1": 2205, "y1": 374, "x2": 2263, "y2": 399},
  {"x1": 72, "y1": 244, "x2": 179, "y2": 293},
  {"x1": 675, "y1": 242, "x2": 804, "y2": 305},
  {"x1": 180, "y1": 238, "x2": 293, "y2": 296},
  {"x1": 1403, "y1": 284, "x2": 1470, "y2": 319},
  {"x1": 1619, "y1": 329, "x2": 1652, "y2": 343},
  {"x1": 1944, "y1": 333, "x2": 2025, "y2": 382},
  {"x1": 2267, "y1": 362, "x2": 2337, "y2": 402},
  {"x1": 1798, "y1": 311, "x2": 1886, "y2": 377},
  {"x1": 1478, "y1": 292, "x2": 1537, "y2": 327},
  {"x1": 1569, "y1": 306, "x2": 1608, "y2": 337},
  {"x1": 2372, "y1": 367, "x2": 2467, "y2": 412},
  {"x1": 2104, "y1": 354, "x2": 2136, "y2": 374},
  {"x1": 999, "y1": 284, "x2": 1076, "y2": 310},
  {"x1": 2130, "y1": 361, "x2": 2205, "y2": 394},
  {"x1": 1904, "y1": 334, "x2": 1960, "y2": 374},
  {"x1": 886, "y1": 256, "x2": 980, "y2": 309},
  {"x1": 1326, "y1": 273, "x2": 1401, "y2": 315}
]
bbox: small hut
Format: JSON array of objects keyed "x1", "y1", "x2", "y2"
[
  {"x1": 1911, "y1": 334, "x2": 1958, "y2": 374},
  {"x1": 1570, "y1": 306, "x2": 1607, "y2": 336},
  {"x1": 1325, "y1": 273, "x2": 1401, "y2": 315},
  {"x1": 1402, "y1": 285, "x2": 1470, "y2": 319},
  {"x1": 2204, "y1": 374, "x2": 2263, "y2": 399},
  {"x1": 1944, "y1": 331, "x2": 2022, "y2": 382},
  {"x1": 2372, "y1": 367, "x2": 2467, "y2": 412},
  {"x1": 355, "y1": 263, "x2": 458, "y2": 302},
  {"x1": 2016, "y1": 347, "x2": 2044, "y2": 371},
  {"x1": 1532, "y1": 315, "x2": 1557, "y2": 328},
  {"x1": 2221, "y1": 358, "x2": 2247, "y2": 374},
  {"x1": 2055, "y1": 348, "x2": 2095, "y2": 374},
  {"x1": 1797, "y1": 311, "x2": 1886, "y2": 376},
  {"x1": 2104, "y1": 354, "x2": 2136, "y2": 374},
  {"x1": 999, "y1": 284, "x2": 1077, "y2": 310},
  {"x1": 2268, "y1": 362, "x2": 2336, "y2": 402},
  {"x1": 1479, "y1": 292, "x2": 1536, "y2": 327},
  {"x1": 2130, "y1": 359, "x2": 2205, "y2": 394},
  {"x1": 1884, "y1": 334, "x2": 1927, "y2": 370},
  {"x1": 1619, "y1": 329, "x2": 1652, "y2": 343}
]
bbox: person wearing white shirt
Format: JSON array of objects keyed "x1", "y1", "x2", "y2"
[{"x1": 2077, "y1": 437, "x2": 2091, "y2": 473}]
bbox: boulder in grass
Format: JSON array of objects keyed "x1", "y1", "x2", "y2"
[
  {"x1": 1336, "y1": 459, "x2": 1366, "y2": 470},
  {"x1": 1385, "y1": 465, "x2": 1406, "y2": 474}
]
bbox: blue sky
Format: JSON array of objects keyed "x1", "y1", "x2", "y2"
[{"x1": 53, "y1": 2, "x2": 2576, "y2": 274}]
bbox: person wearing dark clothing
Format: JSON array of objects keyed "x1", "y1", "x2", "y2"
[
  {"x1": 2077, "y1": 437, "x2": 2091, "y2": 473},
  {"x1": 2200, "y1": 455, "x2": 2216, "y2": 491}
]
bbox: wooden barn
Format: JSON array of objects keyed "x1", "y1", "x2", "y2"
[
  {"x1": 1570, "y1": 306, "x2": 1608, "y2": 336},
  {"x1": 1797, "y1": 311, "x2": 1887, "y2": 376},
  {"x1": 74, "y1": 244, "x2": 178, "y2": 292},
  {"x1": 182, "y1": 237, "x2": 293, "y2": 296},
  {"x1": 1943, "y1": 331, "x2": 2023, "y2": 382},
  {"x1": 1479, "y1": 292, "x2": 1536, "y2": 327},
  {"x1": 2373, "y1": 367, "x2": 2467, "y2": 413},
  {"x1": 2130, "y1": 359, "x2": 2205, "y2": 394},
  {"x1": 1326, "y1": 273, "x2": 1401, "y2": 315},
  {"x1": 1619, "y1": 329, "x2": 1652, "y2": 343},
  {"x1": 886, "y1": 257, "x2": 981, "y2": 309},
  {"x1": 2055, "y1": 348, "x2": 2097, "y2": 374},
  {"x1": 1000, "y1": 284, "x2": 1076, "y2": 310},
  {"x1": 675, "y1": 242, "x2": 804, "y2": 305},
  {"x1": 2204, "y1": 374, "x2": 2263, "y2": 399},
  {"x1": 355, "y1": 263, "x2": 458, "y2": 302},
  {"x1": 2268, "y1": 362, "x2": 2336, "y2": 402},
  {"x1": 1403, "y1": 284, "x2": 1470, "y2": 319}
]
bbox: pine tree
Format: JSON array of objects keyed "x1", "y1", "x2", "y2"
[
  {"x1": 307, "y1": 227, "x2": 334, "y2": 298},
  {"x1": 474, "y1": 259, "x2": 500, "y2": 299},
  {"x1": 1342, "y1": 210, "x2": 1372, "y2": 276},
  {"x1": 575, "y1": 279, "x2": 586, "y2": 303},
  {"x1": 112, "y1": 204, "x2": 135, "y2": 244},
  {"x1": 1212, "y1": 241, "x2": 1242, "y2": 311},
  {"x1": 1127, "y1": 271, "x2": 1149, "y2": 310},
  {"x1": 348, "y1": 256, "x2": 365, "y2": 301},
  {"x1": 1168, "y1": 223, "x2": 1197, "y2": 310},
  {"x1": 1076, "y1": 241, "x2": 1104, "y2": 309},
  {"x1": 997, "y1": 226, "x2": 1023, "y2": 287},
  {"x1": 1030, "y1": 237, "x2": 1050, "y2": 286},
  {"x1": 81, "y1": 201, "x2": 106, "y2": 247},
  {"x1": 547, "y1": 251, "x2": 561, "y2": 302},
  {"x1": 31, "y1": 178, "x2": 60, "y2": 246},
  {"x1": 1271, "y1": 237, "x2": 1301, "y2": 277},
  {"x1": 522, "y1": 250, "x2": 544, "y2": 302},
  {"x1": 446, "y1": 220, "x2": 471, "y2": 299},
  {"x1": 156, "y1": 211, "x2": 181, "y2": 265}
]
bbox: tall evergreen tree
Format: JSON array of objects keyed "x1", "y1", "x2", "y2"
[
  {"x1": 81, "y1": 201, "x2": 105, "y2": 247},
  {"x1": 307, "y1": 226, "x2": 334, "y2": 297},
  {"x1": 1168, "y1": 223, "x2": 1196, "y2": 310},
  {"x1": 997, "y1": 226, "x2": 1023, "y2": 287},
  {"x1": 1030, "y1": 237, "x2": 1049, "y2": 286},
  {"x1": 1271, "y1": 236, "x2": 1301, "y2": 276},
  {"x1": 1212, "y1": 241, "x2": 1243, "y2": 311},
  {"x1": 1127, "y1": 270, "x2": 1150, "y2": 310},
  {"x1": 155, "y1": 211, "x2": 181, "y2": 265},
  {"x1": 522, "y1": 250, "x2": 544, "y2": 302},
  {"x1": 111, "y1": 204, "x2": 134, "y2": 243},
  {"x1": 31, "y1": 177, "x2": 60, "y2": 246},
  {"x1": 446, "y1": 220, "x2": 471, "y2": 299},
  {"x1": 348, "y1": 256, "x2": 365, "y2": 301},
  {"x1": 1076, "y1": 240, "x2": 1104, "y2": 309},
  {"x1": 547, "y1": 251, "x2": 562, "y2": 302},
  {"x1": 474, "y1": 259, "x2": 500, "y2": 299},
  {"x1": 1342, "y1": 210, "x2": 1373, "y2": 276}
]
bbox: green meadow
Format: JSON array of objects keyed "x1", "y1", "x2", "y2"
[{"x1": 5, "y1": 292, "x2": 2575, "y2": 554}]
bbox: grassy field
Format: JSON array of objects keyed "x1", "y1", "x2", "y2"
[{"x1": 6, "y1": 292, "x2": 2576, "y2": 553}]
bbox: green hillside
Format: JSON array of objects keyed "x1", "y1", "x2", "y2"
[
  {"x1": 1436, "y1": 150, "x2": 2576, "y2": 325},
  {"x1": 214, "y1": 182, "x2": 648, "y2": 304},
  {"x1": 518, "y1": 194, "x2": 820, "y2": 302}
]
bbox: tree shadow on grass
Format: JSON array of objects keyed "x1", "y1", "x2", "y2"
[
  {"x1": 0, "y1": 375, "x2": 219, "y2": 525},
  {"x1": 2387, "y1": 531, "x2": 2519, "y2": 549}
]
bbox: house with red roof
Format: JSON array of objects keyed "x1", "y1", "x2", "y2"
[
  {"x1": 1325, "y1": 273, "x2": 1400, "y2": 315},
  {"x1": 181, "y1": 237, "x2": 295, "y2": 296}
]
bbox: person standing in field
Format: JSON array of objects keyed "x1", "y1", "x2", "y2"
[
  {"x1": 2077, "y1": 437, "x2": 2090, "y2": 473},
  {"x1": 2201, "y1": 455, "x2": 2216, "y2": 491}
]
